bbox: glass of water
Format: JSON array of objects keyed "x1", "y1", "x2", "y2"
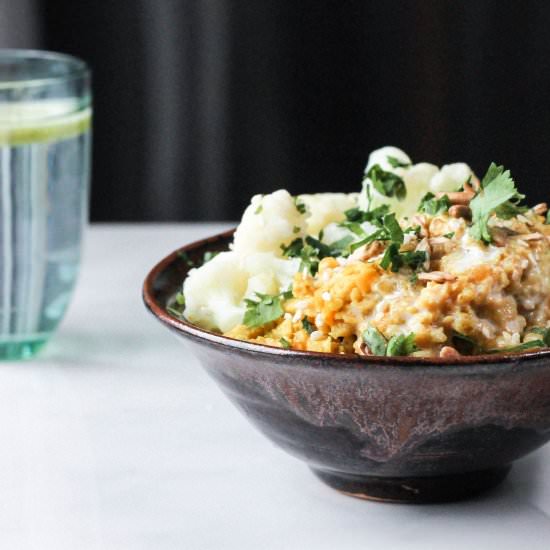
[{"x1": 0, "y1": 50, "x2": 91, "y2": 359}]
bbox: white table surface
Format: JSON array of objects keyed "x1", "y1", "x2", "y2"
[{"x1": 2, "y1": 223, "x2": 550, "y2": 550}]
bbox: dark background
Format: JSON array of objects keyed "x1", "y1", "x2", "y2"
[{"x1": 2, "y1": 1, "x2": 550, "y2": 221}]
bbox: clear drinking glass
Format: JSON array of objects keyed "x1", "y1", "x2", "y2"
[{"x1": 0, "y1": 50, "x2": 91, "y2": 359}]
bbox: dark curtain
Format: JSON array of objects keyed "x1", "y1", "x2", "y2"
[{"x1": 9, "y1": 1, "x2": 550, "y2": 220}]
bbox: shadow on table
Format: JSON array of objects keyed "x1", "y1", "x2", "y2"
[{"x1": 403, "y1": 450, "x2": 550, "y2": 529}]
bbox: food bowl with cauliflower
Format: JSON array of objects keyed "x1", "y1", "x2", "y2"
[{"x1": 143, "y1": 147, "x2": 550, "y2": 502}]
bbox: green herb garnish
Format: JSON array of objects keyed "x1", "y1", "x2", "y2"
[
  {"x1": 254, "y1": 204, "x2": 263, "y2": 214},
  {"x1": 418, "y1": 192, "x2": 451, "y2": 215},
  {"x1": 294, "y1": 197, "x2": 307, "y2": 214},
  {"x1": 202, "y1": 251, "x2": 219, "y2": 264},
  {"x1": 167, "y1": 292, "x2": 186, "y2": 318},
  {"x1": 342, "y1": 204, "x2": 390, "y2": 226},
  {"x1": 362, "y1": 326, "x2": 418, "y2": 356},
  {"x1": 349, "y1": 212, "x2": 404, "y2": 252},
  {"x1": 486, "y1": 327, "x2": 550, "y2": 353},
  {"x1": 488, "y1": 340, "x2": 546, "y2": 354},
  {"x1": 362, "y1": 327, "x2": 387, "y2": 356},
  {"x1": 347, "y1": 212, "x2": 426, "y2": 273},
  {"x1": 386, "y1": 333, "x2": 418, "y2": 356},
  {"x1": 527, "y1": 327, "x2": 550, "y2": 346},
  {"x1": 178, "y1": 251, "x2": 196, "y2": 267},
  {"x1": 470, "y1": 163, "x2": 525, "y2": 243},
  {"x1": 302, "y1": 318, "x2": 315, "y2": 334},
  {"x1": 243, "y1": 291, "x2": 290, "y2": 328},
  {"x1": 379, "y1": 243, "x2": 426, "y2": 272},
  {"x1": 279, "y1": 337, "x2": 291, "y2": 349},
  {"x1": 451, "y1": 331, "x2": 478, "y2": 355},
  {"x1": 179, "y1": 250, "x2": 219, "y2": 267},
  {"x1": 387, "y1": 155, "x2": 411, "y2": 169},
  {"x1": 293, "y1": 225, "x2": 301, "y2": 234},
  {"x1": 281, "y1": 234, "x2": 353, "y2": 275},
  {"x1": 364, "y1": 164, "x2": 407, "y2": 200}
]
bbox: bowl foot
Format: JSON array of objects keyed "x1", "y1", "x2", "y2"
[{"x1": 311, "y1": 465, "x2": 511, "y2": 503}]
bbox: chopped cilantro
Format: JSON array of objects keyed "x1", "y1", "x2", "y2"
[
  {"x1": 281, "y1": 238, "x2": 320, "y2": 275},
  {"x1": 451, "y1": 331, "x2": 478, "y2": 355},
  {"x1": 178, "y1": 251, "x2": 196, "y2": 267},
  {"x1": 243, "y1": 292, "x2": 289, "y2": 328},
  {"x1": 400, "y1": 250, "x2": 428, "y2": 270},
  {"x1": 202, "y1": 251, "x2": 219, "y2": 264},
  {"x1": 480, "y1": 163, "x2": 504, "y2": 188},
  {"x1": 281, "y1": 238, "x2": 303, "y2": 257},
  {"x1": 379, "y1": 243, "x2": 400, "y2": 271},
  {"x1": 349, "y1": 212, "x2": 403, "y2": 252},
  {"x1": 254, "y1": 204, "x2": 263, "y2": 214},
  {"x1": 528, "y1": 327, "x2": 550, "y2": 346},
  {"x1": 179, "y1": 250, "x2": 219, "y2": 267},
  {"x1": 488, "y1": 340, "x2": 546, "y2": 354},
  {"x1": 279, "y1": 337, "x2": 291, "y2": 349},
  {"x1": 362, "y1": 326, "x2": 417, "y2": 356},
  {"x1": 418, "y1": 192, "x2": 451, "y2": 215},
  {"x1": 364, "y1": 164, "x2": 407, "y2": 200},
  {"x1": 486, "y1": 327, "x2": 550, "y2": 353},
  {"x1": 494, "y1": 201, "x2": 528, "y2": 220},
  {"x1": 363, "y1": 327, "x2": 387, "y2": 355},
  {"x1": 302, "y1": 318, "x2": 315, "y2": 334},
  {"x1": 293, "y1": 225, "x2": 301, "y2": 234},
  {"x1": 167, "y1": 292, "x2": 186, "y2": 318},
  {"x1": 281, "y1": 234, "x2": 353, "y2": 274},
  {"x1": 343, "y1": 204, "x2": 390, "y2": 226},
  {"x1": 280, "y1": 288, "x2": 294, "y2": 301},
  {"x1": 345, "y1": 212, "x2": 426, "y2": 273},
  {"x1": 470, "y1": 163, "x2": 525, "y2": 243},
  {"x1": 349, "y1": 229, "x2": 386, "y2": 252},
  {"x1": 386, "y1": 333, "x2": 418, "y2": 356},
  {"x1": 380, "y1": 243, "x2": 426, "y2": 272},
  {"x1": 382, "y1": 213, "x2": 404, "y2": 243},
  {"x1": 326, "y1": 235, "x2": 355, "y2": 255},
  {"x1": 443, "y1": 232, "x2": 455, "y2": 239},
  {"x1": 344, "y1": 222, "x2": 367, "y2": 237},
  {"x1": 294, "y1": 197, "x2": 307, "y2": 214},
  {"x1": 305, "y1": 236, "x2": 332, "y2": 258},
  {"x1": 387, "y1": 155, "x2": 411, "y2": 168}
]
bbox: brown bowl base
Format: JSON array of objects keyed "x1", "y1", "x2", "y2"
[{"x1": 311, "y1": 465, "x2": 511, "y2": 503}]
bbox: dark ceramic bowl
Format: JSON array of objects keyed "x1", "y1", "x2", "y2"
[{"x1": 143, "y1": 229, "x2": 550, "y2": 503}]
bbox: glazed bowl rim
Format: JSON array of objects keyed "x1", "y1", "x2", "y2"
[{"x1": 143, "y1": 228, "x2": 550, "y2": 369}]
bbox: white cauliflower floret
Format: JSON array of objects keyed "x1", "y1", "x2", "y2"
[
  {"x1": 183, "y1": 250, "x2": 300, "y2": 333},
  {"x1": 232, "y1": 190, "x2": 307, "y2": 256},
  {"x1": 366, "y1": 146, "x2": 412, "y2": 172},
  {"x1": 299, "y1": 192, "x2": 358, "y2": 236},
  {"x1": 241, "y1": 253, "x2": 300, "y2": 297},
  {"x1": 183, "y1": 252, "x2": 248, "y2": 332},
  {"x1": 359, "y1": 146, "x2": 475, "y2": 218},
  {"x1": 430, "y1": 163, "x2": 474, "y2": 192}
]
